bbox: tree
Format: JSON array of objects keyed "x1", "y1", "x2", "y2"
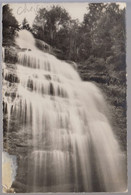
[
  {"x1": 21, "y1": 18, "x2": 32, "y2": 32},
  {"x1": 82, "y1": 3, "x2": 126, "y2": 59},
  {"x1": 32, "y1": 6, "x2": 71, "y2": 46},
  {"x1": 2, "y1": 4, "x2": 19, "y2": 45}
]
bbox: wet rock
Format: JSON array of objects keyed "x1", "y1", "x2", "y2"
[
  {"x1": 66, "y1": 60, "x2": 77, "y2": 70},
  {"x1": 35, "y1": 38, "x2": 51, "y2": 53},
  {"x1": 5, "y1": 73, "x2": 19, "y2": 83},
  {"x1": 12, "y1": 181, "x2": 27, "y2": 193},
  {"x1": 4, "y1": 47, "x2": 18, "y2": 64}
]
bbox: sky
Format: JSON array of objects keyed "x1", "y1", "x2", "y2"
[{"x1": 8, "y1": 2, "x2": 126, "y2": 27}]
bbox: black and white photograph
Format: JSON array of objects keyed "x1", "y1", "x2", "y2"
[{"x1": 2, "y1": 2, "x2": 127, "y2": 193}]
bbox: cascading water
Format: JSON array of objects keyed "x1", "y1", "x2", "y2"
[{"x1": 3, "y1": 30, "x2": 126, "y2": 192}]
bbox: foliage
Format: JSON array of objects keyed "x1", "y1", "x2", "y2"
[
  {"x1": 2, "y1": 4, "x2": 19, "y2": 46},
  {"x1": 32, "y1": 6, "x2": 70, "y2": 46},
  {"x1": 21, "y1": 18, "x2": 32, "y2": 32}
]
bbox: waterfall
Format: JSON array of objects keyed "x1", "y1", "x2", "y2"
[{"x1": 3, "y1": 30, "x2": 126, "y2": 192}]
